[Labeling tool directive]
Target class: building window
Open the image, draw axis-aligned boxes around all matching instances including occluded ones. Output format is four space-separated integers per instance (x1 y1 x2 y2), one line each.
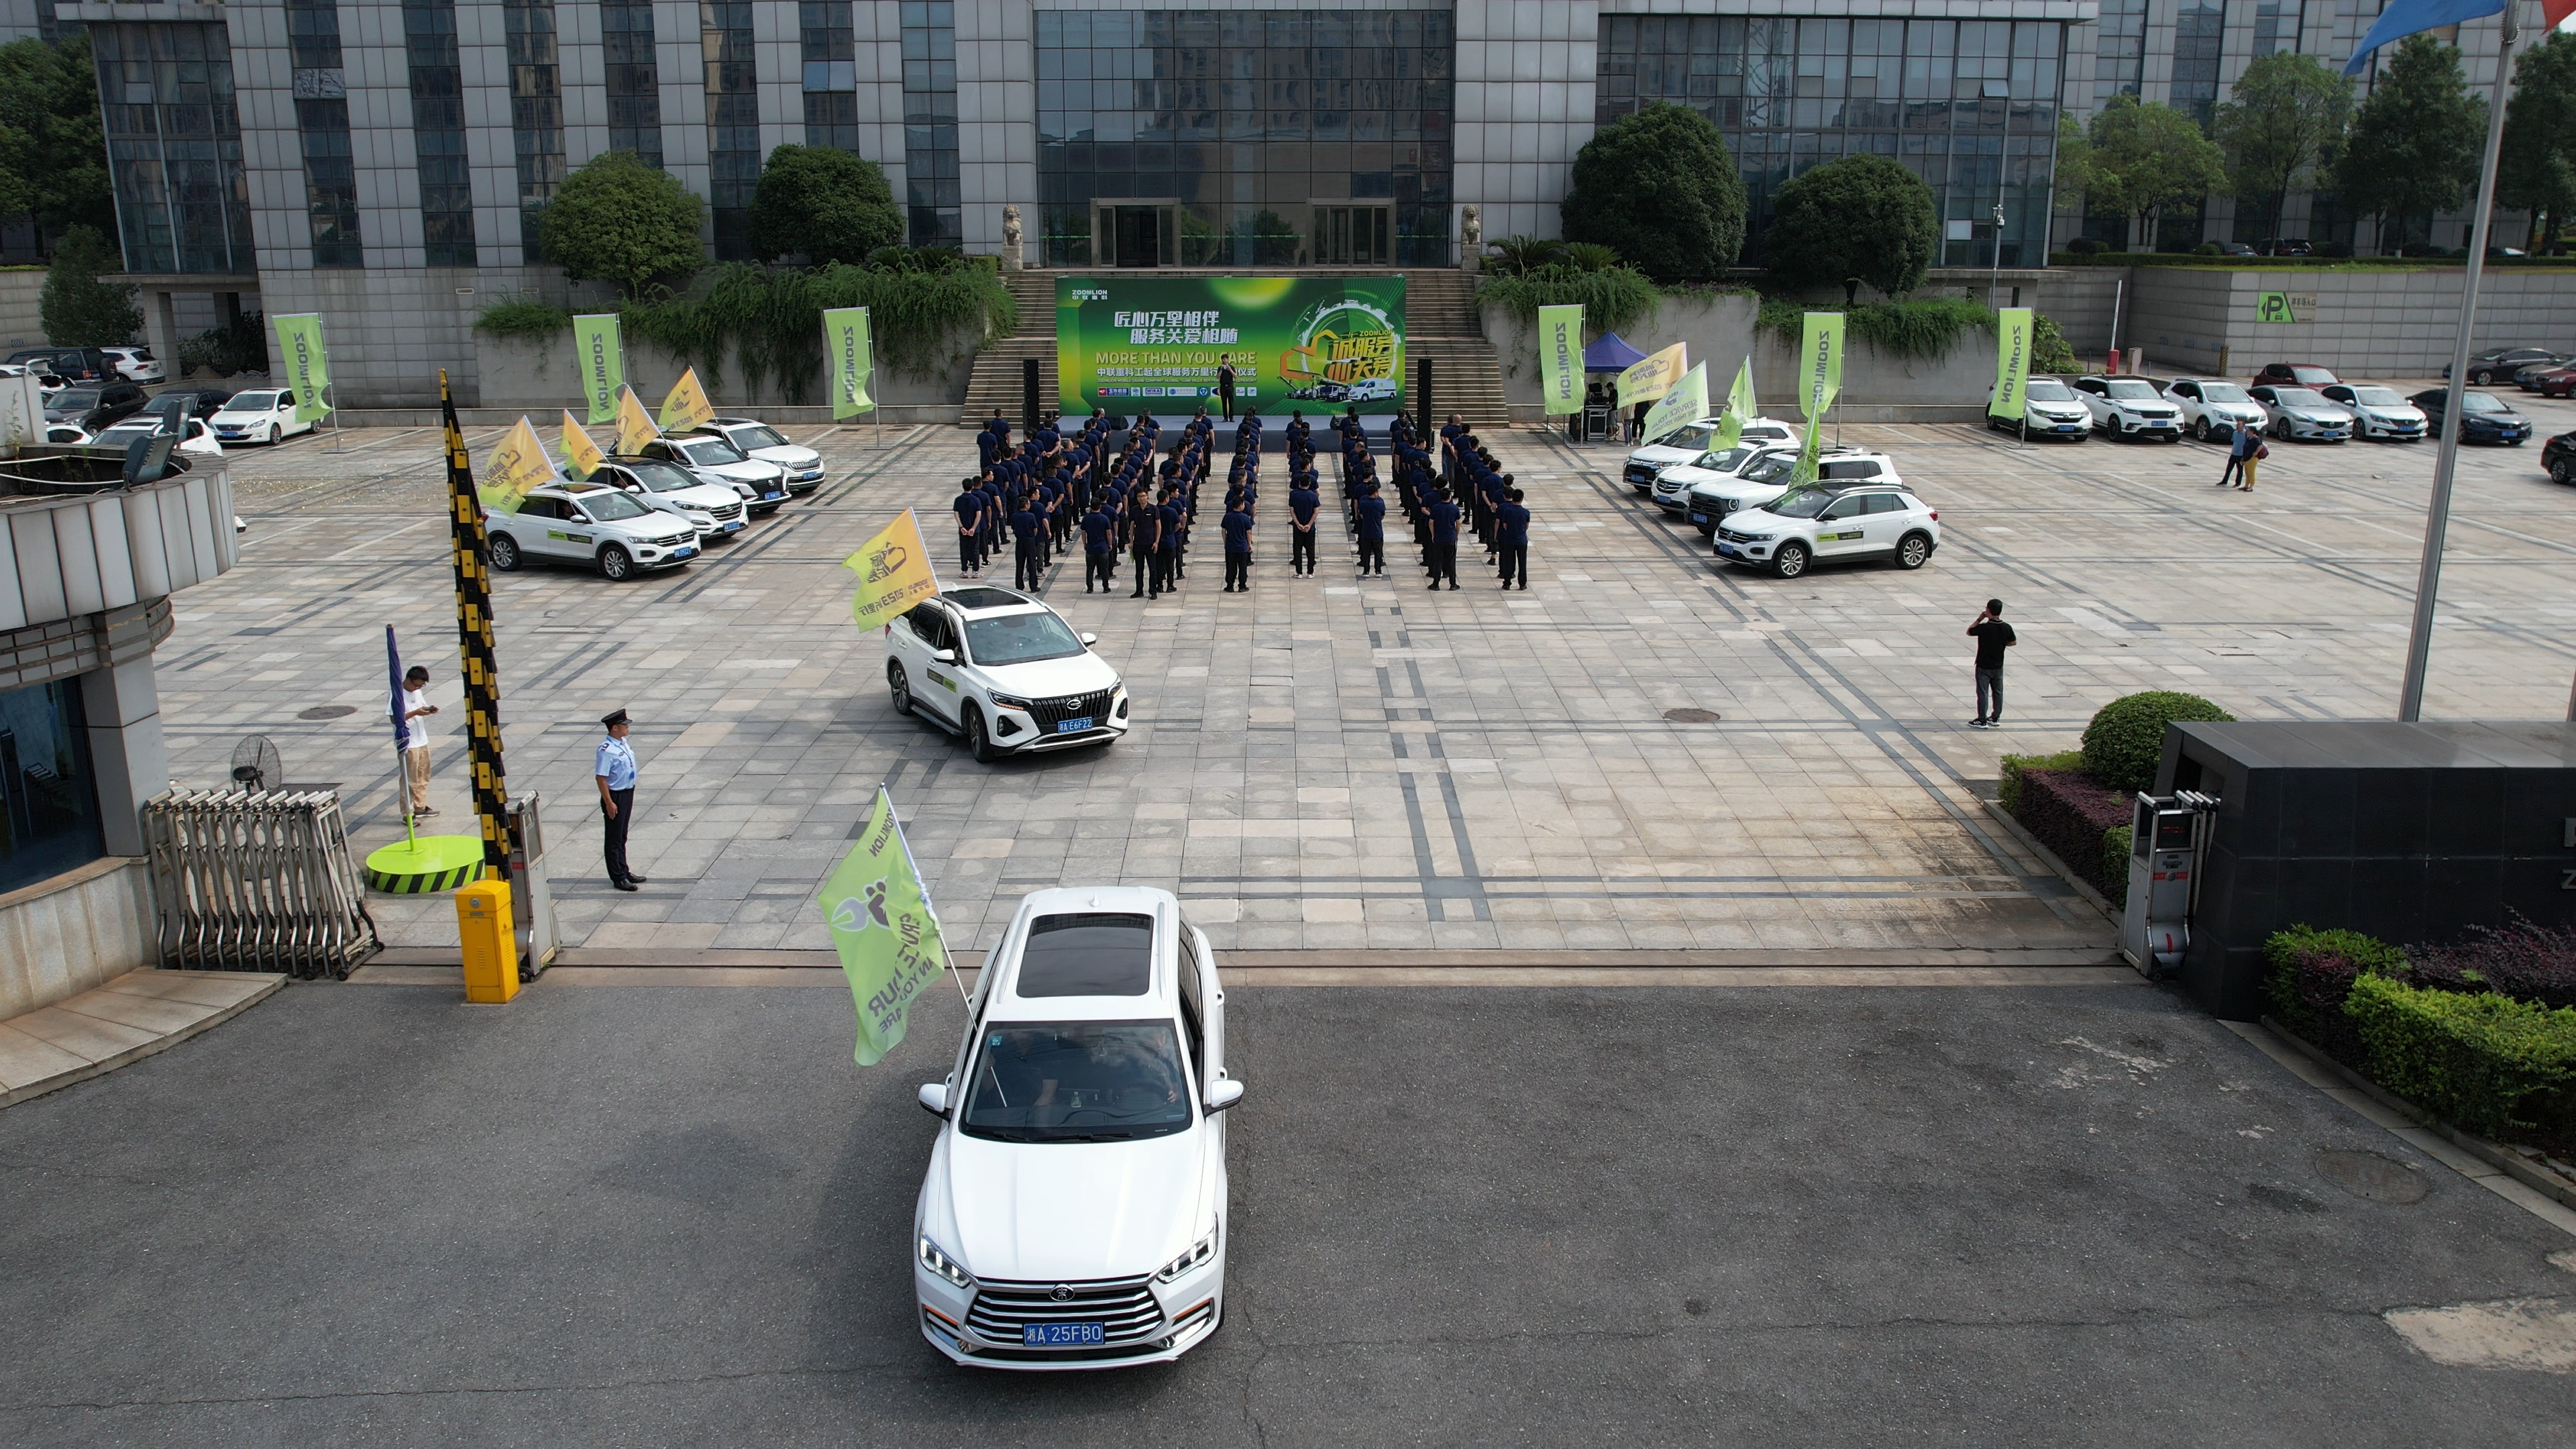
802 0 860 152
0 680 105 898
2171 0 2226 125
902 1 960 248
505 0 566 254
704 0 759 258
1597 15 2061 268
87 20 255 276
603 0 663 166
2254 0 2305 56
405 0 476 266
1033 10 1456 266
2092 0 2147 108
283 0 361 266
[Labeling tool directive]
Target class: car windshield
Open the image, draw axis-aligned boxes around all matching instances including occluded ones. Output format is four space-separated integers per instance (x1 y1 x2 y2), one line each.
574 491 652 521
1694 445 1758 472
964 610 1087 665
2198 381 2251 402
1742 455 1796 484
961 1020 1193 1142
2270 387 2328 407
2462 392 2510 413
2350 386 2405 406
2025 378 2075 401
1660 423 1718 450
2291 368 2336 385
625 460 702 492
676 439 745 465
729 424 788 448
2103 380 2159 400
1766 489 1836 520
227 392 278 411
53 389 99 408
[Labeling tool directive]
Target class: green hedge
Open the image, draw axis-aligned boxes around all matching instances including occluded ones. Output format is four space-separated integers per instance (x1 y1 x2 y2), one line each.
1754 294 1993 360
2346 973 2576 1140
2100 826 2133 911
2265 924 2410 1061
2080 691 2233 794
1475 263 1664 335
474 301 574 339
1998 749 2082 814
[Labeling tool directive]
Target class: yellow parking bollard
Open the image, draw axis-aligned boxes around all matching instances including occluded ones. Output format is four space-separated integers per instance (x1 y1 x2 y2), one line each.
455 877 520 1003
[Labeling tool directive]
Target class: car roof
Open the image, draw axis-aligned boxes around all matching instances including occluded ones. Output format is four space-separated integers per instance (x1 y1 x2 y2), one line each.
938 584 1048 615
985 886 1187 1021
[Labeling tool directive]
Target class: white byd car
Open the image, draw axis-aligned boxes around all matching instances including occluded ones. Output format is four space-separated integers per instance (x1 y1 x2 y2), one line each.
697 417 825 496
207 388 317 445
2157 378 2268 443
914 887 1237 1370
1986 376 2094 440
1623 416 1795 492
2072 376 2183 441
885 586 1129 761
1714 480 1940 578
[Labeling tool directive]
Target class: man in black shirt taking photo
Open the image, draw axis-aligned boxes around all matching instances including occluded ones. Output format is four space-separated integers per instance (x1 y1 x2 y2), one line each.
1967 599 2016 729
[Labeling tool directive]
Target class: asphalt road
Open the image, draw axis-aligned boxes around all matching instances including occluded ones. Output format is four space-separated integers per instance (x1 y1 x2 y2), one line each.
0 977 2567 1445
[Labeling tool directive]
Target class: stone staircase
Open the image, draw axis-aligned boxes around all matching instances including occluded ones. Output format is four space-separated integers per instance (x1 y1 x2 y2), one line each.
957 268 1510 429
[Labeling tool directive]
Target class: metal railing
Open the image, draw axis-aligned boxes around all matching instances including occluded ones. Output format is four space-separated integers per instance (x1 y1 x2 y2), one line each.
142 789 380 977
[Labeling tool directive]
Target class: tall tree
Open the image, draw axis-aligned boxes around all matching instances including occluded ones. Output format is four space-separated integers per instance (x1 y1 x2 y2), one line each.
2501 30 2576 254
2335 34 2484 254
2211 52 2355 241
539 150 707 298
2059 95 2228 248
40 224 141 345
1559 102 1746 282
1760 154 1939 303
748 144 904 265
0 36 117 246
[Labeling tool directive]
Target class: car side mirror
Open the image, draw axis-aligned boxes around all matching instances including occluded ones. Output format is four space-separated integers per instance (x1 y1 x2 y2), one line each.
932 649 957 665
917 1083 949 1118
1205 1078 1245 1113
1079 632 1097 647
626 485 643 493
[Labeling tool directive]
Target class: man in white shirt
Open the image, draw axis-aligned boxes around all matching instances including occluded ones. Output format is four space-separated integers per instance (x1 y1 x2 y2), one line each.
398 665 439 818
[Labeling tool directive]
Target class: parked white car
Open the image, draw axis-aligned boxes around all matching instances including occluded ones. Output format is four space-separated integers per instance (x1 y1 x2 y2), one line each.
1678 445 1900 538
2072 376 2184 441
484 481 701 580
207 388 318 445
594 455 745 540
1622 416 1796 492
698 417 825 496
2319 383 2428 442
1656 441 1799 516
2249 384 2355 443
1713 480 1941 578
636 433 792 516
885 585 1128 761
101 345 164 384
2157 377 2269 443
1986 375 2094 440
92 415 223 459
914 886 1236 1370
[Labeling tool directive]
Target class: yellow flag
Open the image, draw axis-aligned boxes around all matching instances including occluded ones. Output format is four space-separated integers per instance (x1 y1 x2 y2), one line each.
659 367 715 433
843 508 941 630
560 411 605 479
613 385 659 454
478 415 555 514
1616 342 1688 408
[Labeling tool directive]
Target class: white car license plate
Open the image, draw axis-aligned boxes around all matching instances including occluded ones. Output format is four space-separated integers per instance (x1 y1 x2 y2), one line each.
723 519 745 531
2149 420 2174 428
1717 543 1744 559
1056 716 1091 734
673 546 696 559
762 490 784 500
2055 424 2079 432
1023 1322 1104 1346
1687 511 1709 525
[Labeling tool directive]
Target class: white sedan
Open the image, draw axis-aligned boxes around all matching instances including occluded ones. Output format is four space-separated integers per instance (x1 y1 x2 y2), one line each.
885 585 1128 761
208 388 318 445
2249 384 2355 443
914 886 1236 1371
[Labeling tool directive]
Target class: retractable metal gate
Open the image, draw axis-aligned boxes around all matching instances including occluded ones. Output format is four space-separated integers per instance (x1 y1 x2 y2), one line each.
2118 790 2220 978
142 789 381 977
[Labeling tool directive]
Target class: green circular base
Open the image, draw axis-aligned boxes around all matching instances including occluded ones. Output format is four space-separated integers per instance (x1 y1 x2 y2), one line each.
366 835 494 894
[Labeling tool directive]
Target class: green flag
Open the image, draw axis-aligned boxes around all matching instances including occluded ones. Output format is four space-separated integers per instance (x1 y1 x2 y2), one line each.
1639 360 1709 443
824 307 875 419
822 787 951 1066
1990 307 2033 421
573 314 623 425
271 314 331 423
1715 358 1756 449
1797 312 1845 422
1787 413 1827 488
1536 305 1584 415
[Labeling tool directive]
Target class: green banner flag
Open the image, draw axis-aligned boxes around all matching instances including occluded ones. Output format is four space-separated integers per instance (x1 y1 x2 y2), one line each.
1787 413 1827 488
1537 305 1584 415
824 307 874 419
1055 275 1406 417
1640 361 1709 443
1990 308 2033 421
272 314 331 423
822 787 951 1067
573 314 623 425
1797 313 1844 421
1715 358 1756 450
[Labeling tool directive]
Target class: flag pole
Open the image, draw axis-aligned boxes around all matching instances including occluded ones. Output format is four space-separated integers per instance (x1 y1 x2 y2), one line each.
2398 3 2519 721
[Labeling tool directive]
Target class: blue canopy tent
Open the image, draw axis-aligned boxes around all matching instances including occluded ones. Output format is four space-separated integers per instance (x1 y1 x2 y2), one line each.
1582 332 1648 372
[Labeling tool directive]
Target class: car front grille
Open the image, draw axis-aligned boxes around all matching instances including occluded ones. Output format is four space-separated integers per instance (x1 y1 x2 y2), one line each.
1623 464 1658 485
967 1275 1164 1346
705 502 743 522
1028 688 1116 733
1717 527 1764 544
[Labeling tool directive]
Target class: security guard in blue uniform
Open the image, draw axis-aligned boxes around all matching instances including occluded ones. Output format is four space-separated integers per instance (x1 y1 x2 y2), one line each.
595 709 645 890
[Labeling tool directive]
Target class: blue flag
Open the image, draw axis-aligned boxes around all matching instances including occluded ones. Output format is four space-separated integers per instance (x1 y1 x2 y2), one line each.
2345 0 2505 74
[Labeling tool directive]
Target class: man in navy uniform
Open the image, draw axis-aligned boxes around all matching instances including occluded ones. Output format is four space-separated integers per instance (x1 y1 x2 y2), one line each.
594 709 645 891
1354 478 1387 576
1128 488 1162 598
1287 472 1321 577
1495 485 1531 590
1011 493 1046 591
951 477 986 577
1221 497 1255 591
1080 497 1117 593
1426 486 1461 590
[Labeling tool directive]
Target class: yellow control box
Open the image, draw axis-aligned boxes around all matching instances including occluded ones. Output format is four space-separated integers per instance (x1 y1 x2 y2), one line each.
455 877 520 1003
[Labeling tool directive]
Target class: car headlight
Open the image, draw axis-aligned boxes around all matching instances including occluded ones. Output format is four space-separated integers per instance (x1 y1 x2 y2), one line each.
919 1236 975 1290
987 693 1032 712
1156 1226 1219 1283
1738 531 1779 542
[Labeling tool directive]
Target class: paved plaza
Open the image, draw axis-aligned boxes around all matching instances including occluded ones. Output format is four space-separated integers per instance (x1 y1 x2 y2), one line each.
176 392 2576 958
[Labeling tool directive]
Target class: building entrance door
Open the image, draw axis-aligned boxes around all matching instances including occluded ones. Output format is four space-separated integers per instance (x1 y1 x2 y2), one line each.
1095 201 1177 267
1311 205 1392 266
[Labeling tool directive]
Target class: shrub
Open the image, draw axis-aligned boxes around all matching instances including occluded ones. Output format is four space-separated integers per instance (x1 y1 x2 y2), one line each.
474 301 572 339
541 150 706 299
1476 262 1662 335
2266 924 2410 1062
1560 102 1746 282
2412 915 2576 1010
1760 154 1939 304
38 223 138 346
177 310 266 376
620 258 1016 402
1560 241 1623 272
2033 313 2080 372
2345 972 2576 1140
749 144 903 265
2067 236 2109 255
2193 241 2224 256
2101 825 2134 910
2012 767 2132 900
1485 234 1566 276
1998 749 2083 814
2080 691 2235 794
2316 239 2355 257
1755 295 1993 360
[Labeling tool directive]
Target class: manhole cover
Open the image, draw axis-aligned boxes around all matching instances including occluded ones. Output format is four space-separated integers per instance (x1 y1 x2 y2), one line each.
297 705 358 720
2313 1148 2430 1204
1662 707 1722 723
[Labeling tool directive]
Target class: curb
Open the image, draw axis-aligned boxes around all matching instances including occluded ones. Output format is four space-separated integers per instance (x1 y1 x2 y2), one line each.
1979 797 2119 918
0 972 288 1110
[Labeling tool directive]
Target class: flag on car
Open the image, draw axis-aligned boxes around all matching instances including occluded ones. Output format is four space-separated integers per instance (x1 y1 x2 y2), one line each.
612 385 659 454
1640 361 1709 443
478 415 555 513
843 507 942 630
821 786 951 1067
560 411 605 480
1715 359 1757 449
2344 0 2507 73
659 368 716 433
1615 341 1687 408
1787 413 1827 488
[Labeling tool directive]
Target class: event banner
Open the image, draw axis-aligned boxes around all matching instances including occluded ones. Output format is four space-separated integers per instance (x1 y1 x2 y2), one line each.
1538 305 1584 415
821 786 951 1067
1616 342 1686 408
1797 313 1845 421
478 415 553 513
822 307 874 419
271 314 331 423
560 411 604 479
1640 362 1709 443
573 314 623 424
843 508 939 630
659 368 715 433
613 386 659 454
1716 359 1757 450
1990 308 2033 420
1055 276 1407 417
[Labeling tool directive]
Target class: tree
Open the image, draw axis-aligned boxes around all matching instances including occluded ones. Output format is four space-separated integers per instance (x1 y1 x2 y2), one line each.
2212 52 2355 241
40 224 140 345
0 36 115 246
747 145 904 265
2502 31 2576 254
2058 95 2228 248
539 150 707 298
1759 154 1939 303
1560 102 1746 281
2336 34 2483 253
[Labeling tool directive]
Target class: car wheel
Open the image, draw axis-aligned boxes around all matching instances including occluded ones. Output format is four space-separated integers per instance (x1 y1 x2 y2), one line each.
965 705 1002 763
2553 460 2575 484
598 543 635 581
1772 542 1810 579
1894 532 1933 570
888 660 914 716
2473 369 2496 384
262 424 276 445
489 533 523 572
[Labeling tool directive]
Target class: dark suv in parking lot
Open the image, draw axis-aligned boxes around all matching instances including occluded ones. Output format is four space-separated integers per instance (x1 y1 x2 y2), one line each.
43 380 148 431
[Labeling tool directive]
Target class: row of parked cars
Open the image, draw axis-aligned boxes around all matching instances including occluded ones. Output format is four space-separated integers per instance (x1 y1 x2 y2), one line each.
1989 363 2536 447
1625 420 1943 579
483 419 828 581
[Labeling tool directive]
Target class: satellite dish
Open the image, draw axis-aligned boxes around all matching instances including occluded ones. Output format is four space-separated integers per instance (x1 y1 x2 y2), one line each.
229 735 284 793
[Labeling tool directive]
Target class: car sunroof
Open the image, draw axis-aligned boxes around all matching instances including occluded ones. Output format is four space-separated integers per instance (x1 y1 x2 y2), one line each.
944 586 1028 610
1013 912 1155 997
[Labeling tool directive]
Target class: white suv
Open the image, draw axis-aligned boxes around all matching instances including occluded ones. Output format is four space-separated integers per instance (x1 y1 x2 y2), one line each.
1623 415 1794 492
101 346 164 384
1713 482 1940 578
2073 376 2184 441
885 586 1129 761
484 482 701 580
1680 447 1900 538
594 455 744 541
914 887 1236 1370
696 417 826 496
637 433 792 515
1985 375 2094 440
2158 377 2269 443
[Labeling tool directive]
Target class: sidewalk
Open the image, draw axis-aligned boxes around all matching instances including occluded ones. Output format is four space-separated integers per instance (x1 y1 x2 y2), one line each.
0 970 286 1108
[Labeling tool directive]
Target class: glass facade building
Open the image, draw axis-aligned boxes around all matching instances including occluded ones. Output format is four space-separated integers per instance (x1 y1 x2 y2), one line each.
802 0 860 153
282 0 360 266
1595 15 2063 267
602 0 663 166
404 0 476 266
505 0 565 252
901 0 961 248
89 20 254 275
0 680 105 900
704 0 760 256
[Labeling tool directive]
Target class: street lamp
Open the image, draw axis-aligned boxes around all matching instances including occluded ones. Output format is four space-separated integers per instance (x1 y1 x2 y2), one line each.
1989 201 2006 311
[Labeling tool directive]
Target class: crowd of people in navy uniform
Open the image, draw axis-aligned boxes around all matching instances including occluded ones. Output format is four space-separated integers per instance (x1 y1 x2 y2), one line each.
947 404 1532 599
